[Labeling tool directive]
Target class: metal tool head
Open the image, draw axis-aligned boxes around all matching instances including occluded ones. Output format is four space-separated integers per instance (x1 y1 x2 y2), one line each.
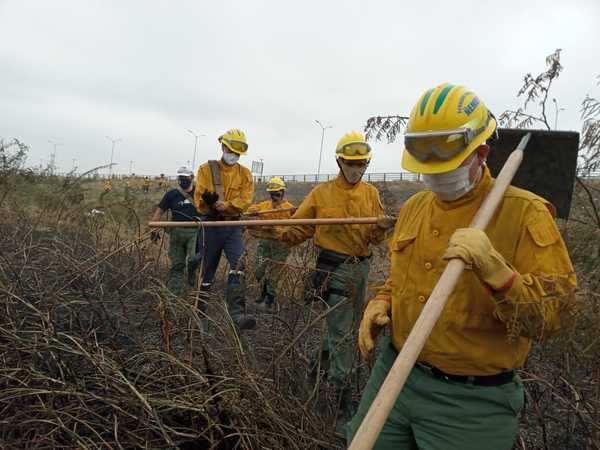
487 128 580 219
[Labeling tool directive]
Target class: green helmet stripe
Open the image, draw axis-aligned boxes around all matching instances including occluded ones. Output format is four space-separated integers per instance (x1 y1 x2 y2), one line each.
419 89 434 116
433 84 455 114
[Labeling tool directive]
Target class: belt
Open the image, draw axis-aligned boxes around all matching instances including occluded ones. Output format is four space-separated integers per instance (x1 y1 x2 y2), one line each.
417 362 514 387
319 249 371 265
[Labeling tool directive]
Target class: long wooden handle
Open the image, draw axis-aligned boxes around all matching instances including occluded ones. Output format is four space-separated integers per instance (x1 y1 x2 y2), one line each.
349 133 531 450
149 217 380 228
242 207 297 217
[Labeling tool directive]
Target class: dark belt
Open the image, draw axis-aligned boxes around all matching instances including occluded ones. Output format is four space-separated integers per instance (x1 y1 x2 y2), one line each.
319 249 371 265
417 362 514 387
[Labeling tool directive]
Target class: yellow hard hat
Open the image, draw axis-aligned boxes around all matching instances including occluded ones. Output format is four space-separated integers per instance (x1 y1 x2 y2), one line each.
218 128 248 155
402 83 497 174
335 131 372 161
266 177 286 192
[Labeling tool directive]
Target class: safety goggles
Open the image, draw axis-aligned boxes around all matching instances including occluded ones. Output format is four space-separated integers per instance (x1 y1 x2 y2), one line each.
267 182 284 191
223 139 248 153
404 115 491 162
336 142 372 158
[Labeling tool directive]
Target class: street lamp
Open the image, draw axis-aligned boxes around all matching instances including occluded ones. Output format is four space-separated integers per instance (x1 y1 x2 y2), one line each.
105 136 121 178
552 98 565 130
187 129 206 170
48 139 62 174
315 120 332 178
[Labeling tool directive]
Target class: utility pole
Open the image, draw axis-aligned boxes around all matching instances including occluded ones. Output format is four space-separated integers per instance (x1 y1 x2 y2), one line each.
72 158 77 171
48 139 62 175
129 160 134 174
552 98 565 130
105 136 121 178
315 120 332 179
187 129 206 170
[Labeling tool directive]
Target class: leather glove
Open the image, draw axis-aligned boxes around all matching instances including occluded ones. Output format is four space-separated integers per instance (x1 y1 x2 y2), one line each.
201 190 219 207
150 230 162 243
358 295 391 363
443 228 515 291
376 215 396 230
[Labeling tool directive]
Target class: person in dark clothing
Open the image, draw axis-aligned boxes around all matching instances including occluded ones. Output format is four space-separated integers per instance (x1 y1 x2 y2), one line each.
151 166 199 296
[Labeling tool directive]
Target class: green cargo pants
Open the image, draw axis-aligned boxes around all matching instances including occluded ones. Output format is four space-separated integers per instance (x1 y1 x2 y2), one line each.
311 257 370 388
167 228 198 296
347 338 525 450
255 239 290 300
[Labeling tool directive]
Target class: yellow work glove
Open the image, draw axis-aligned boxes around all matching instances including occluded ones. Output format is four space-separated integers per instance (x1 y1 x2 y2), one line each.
358 295 391 363
376 215 397 230
443 228 516 291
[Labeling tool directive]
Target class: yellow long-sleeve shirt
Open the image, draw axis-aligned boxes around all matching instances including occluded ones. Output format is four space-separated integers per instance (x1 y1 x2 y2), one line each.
194 160 254 216
379 166 577 375
279 175 386 257
247 199 295 220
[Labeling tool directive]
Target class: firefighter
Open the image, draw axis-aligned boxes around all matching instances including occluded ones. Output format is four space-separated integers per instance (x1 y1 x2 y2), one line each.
150 166 199 296
247 177 295 309
194 128 256 330
142 176 150 193
349 83 577 449
251 131 395 426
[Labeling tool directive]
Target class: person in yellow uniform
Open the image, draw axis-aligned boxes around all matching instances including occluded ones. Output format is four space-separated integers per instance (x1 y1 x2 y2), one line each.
247 177 296 309
194 128 256 330
254 131 395 426
349 83 577 449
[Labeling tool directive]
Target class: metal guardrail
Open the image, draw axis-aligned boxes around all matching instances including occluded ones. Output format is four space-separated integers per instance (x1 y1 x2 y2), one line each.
48 170 600 183
253 172 423 183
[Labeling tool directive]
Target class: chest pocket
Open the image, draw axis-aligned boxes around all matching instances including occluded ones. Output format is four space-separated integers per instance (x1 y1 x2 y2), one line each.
390 232 417 294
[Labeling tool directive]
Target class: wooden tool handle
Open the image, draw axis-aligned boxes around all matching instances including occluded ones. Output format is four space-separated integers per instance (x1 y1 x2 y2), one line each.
348 133 530 450
149 217 382 228
242 207 297 217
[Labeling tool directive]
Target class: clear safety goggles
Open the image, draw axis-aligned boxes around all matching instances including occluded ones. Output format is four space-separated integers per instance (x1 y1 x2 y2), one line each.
223 139 248 153
404 115 492 162
336 142 372 158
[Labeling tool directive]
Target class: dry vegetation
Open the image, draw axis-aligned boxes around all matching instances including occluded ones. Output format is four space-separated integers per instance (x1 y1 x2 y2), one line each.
0 164 598 449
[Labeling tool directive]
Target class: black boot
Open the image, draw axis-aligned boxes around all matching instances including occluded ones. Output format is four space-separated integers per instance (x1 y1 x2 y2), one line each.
264 293 275 308
226 272 256 330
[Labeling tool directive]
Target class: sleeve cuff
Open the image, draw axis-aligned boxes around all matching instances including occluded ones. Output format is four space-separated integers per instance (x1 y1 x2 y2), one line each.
369 294 391 304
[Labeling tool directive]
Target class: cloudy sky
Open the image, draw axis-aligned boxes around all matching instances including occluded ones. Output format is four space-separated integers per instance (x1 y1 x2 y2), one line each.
1 0 599 177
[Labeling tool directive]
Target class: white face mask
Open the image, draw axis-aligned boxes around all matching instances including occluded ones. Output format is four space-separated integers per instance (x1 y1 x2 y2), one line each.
338 159 368 184
222 151 240 166
423 154 481 202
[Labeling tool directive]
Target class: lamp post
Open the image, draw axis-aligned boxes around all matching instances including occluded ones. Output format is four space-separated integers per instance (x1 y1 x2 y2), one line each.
187 129 206 170
552 98 565 130
105 136 121 178
315 120 332 179
48 139 62 174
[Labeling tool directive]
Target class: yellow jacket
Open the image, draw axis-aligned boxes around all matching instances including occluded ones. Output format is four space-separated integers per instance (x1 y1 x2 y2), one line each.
379 166 577 375
247 199 295 220
194 160 254 216
279 175 386 257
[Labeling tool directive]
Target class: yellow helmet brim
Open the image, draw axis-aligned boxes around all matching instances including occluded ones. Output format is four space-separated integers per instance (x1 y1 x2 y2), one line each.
401 116 496 174
266 186 285 192
337 154 372 161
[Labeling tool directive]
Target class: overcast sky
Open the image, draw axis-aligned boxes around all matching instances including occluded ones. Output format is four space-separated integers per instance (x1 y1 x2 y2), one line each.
1 0 599 177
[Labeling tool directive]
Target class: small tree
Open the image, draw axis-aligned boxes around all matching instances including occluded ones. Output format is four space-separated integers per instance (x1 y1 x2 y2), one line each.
498 49 563 130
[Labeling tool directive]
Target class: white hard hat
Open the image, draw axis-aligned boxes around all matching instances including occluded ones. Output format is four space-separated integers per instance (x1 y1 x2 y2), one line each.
176 166 194 177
